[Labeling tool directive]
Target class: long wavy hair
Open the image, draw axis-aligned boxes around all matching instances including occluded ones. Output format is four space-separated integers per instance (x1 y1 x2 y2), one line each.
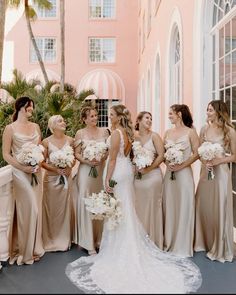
208 100 234 150
12 96 35 122
111 104 134 143
170 104 193 128
135 111 152 131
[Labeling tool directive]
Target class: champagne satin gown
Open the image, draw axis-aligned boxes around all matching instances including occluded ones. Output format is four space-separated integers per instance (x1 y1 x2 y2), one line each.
42 141 72 252
72 134 106 252
134 135 164 249
9 127 45 265
194 128 234 262
163 133 195 257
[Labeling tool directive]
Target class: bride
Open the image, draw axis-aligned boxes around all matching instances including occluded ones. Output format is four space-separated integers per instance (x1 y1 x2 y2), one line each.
66 104 202 294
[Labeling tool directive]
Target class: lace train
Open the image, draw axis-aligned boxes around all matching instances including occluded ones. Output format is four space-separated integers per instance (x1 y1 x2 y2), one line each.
66 130 202 293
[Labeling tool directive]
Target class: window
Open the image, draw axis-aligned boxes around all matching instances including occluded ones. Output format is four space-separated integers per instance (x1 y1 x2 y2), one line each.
154 0 161 15
89 0 115 19
30 37 56 63
146 70 151 112
174 31 181 103
147 0 151 36
86 99 119 127
154 54 161 132
89 38 116 63
34 0 57 18
142 13 145 52
211 0 236 215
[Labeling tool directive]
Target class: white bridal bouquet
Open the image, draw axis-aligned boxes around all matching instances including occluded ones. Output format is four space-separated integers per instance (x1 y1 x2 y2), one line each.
164 142 184 180
16 142 45 186
49 145 75 188
84 180 122 230
198 141 224 180
83 140 108 178
132 141 155 179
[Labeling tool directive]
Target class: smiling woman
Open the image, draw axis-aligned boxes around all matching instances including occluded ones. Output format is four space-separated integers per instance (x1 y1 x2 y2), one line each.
2 96 45 265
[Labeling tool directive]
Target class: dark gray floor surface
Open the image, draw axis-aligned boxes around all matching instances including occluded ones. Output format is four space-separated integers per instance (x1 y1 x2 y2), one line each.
0 244 236 294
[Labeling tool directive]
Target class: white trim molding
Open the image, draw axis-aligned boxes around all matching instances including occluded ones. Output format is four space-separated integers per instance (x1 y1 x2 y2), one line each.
152 45 161 133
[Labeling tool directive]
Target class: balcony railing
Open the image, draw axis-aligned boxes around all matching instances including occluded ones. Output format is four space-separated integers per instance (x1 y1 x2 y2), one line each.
0 165 13 270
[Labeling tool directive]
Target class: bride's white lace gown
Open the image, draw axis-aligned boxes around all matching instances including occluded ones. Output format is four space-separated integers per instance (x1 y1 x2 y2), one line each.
66 130 202 294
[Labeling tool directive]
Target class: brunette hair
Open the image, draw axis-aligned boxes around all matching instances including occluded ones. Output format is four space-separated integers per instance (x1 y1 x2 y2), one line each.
12 96 35 122
170 104 193 128
135 111 152 130
80 106 98 124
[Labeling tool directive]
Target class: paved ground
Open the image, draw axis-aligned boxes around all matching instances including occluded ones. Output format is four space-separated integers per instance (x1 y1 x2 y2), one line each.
0 245 236 294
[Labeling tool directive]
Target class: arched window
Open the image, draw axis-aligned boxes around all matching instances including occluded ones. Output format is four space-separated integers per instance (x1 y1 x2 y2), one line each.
153 53 161 132
169 25 182 105
146 69 151 112
210 0 236 218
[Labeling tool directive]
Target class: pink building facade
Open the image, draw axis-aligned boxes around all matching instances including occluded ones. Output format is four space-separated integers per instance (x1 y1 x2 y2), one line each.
3 0 236 211
3 0 138 119
137 0 236 222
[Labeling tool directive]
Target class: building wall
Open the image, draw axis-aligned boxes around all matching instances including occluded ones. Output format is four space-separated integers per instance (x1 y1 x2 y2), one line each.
4 0 138 116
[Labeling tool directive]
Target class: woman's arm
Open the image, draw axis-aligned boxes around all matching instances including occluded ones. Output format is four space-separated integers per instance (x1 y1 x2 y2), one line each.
210 128 236 166
138 133 164 174
169 128 200 172
105 130 120 192
2 125 34 173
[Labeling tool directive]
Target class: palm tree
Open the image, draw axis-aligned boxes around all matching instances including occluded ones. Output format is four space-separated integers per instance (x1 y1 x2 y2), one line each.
8 0 52 84
0 0 7 87
60 0 65 92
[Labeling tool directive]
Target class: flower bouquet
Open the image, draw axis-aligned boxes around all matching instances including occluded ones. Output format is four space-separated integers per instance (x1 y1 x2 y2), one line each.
16 142 45 186
83 141 108 178
49 145 75 188
164 142 184 180
132 141 155 179
198 141 224 180
84 180 122 230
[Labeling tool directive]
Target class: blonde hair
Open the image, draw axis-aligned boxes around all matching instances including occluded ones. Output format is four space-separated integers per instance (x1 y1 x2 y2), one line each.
111 104 134 142
48 115 63 133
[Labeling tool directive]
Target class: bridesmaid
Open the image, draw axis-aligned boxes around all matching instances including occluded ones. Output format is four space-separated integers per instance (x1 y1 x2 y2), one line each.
133 111 164 249
194 100 236 262
41 115 75 252
2 96 45 265
72 105 109 255
162 104 200 257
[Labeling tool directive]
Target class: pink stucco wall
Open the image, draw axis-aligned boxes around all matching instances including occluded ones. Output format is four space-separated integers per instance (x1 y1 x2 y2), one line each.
5 0 138 116
138 0 195 135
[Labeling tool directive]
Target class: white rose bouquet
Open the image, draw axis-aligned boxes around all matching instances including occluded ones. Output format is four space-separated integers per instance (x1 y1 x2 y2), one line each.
16 142 45 186
132 141 155 179
83 140 108 178
84 180 122 230
164 142 184 180
198 141 224 180
49 145 75 188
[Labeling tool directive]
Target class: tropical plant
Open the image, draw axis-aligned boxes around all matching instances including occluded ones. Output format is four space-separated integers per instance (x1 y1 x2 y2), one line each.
0 70 96 167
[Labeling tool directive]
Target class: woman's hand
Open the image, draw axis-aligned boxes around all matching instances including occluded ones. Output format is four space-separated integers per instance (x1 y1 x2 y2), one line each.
168 163 184 172
22 165 39 174
105 179 113 194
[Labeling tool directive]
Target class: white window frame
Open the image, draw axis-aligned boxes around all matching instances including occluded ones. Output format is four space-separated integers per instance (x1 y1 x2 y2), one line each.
152 51 161 132
30 37 57 64
210 4 236 197
154 0 161 16
89 0 116 19
89 37 116 63
33 0 58 19
147 0 152 37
